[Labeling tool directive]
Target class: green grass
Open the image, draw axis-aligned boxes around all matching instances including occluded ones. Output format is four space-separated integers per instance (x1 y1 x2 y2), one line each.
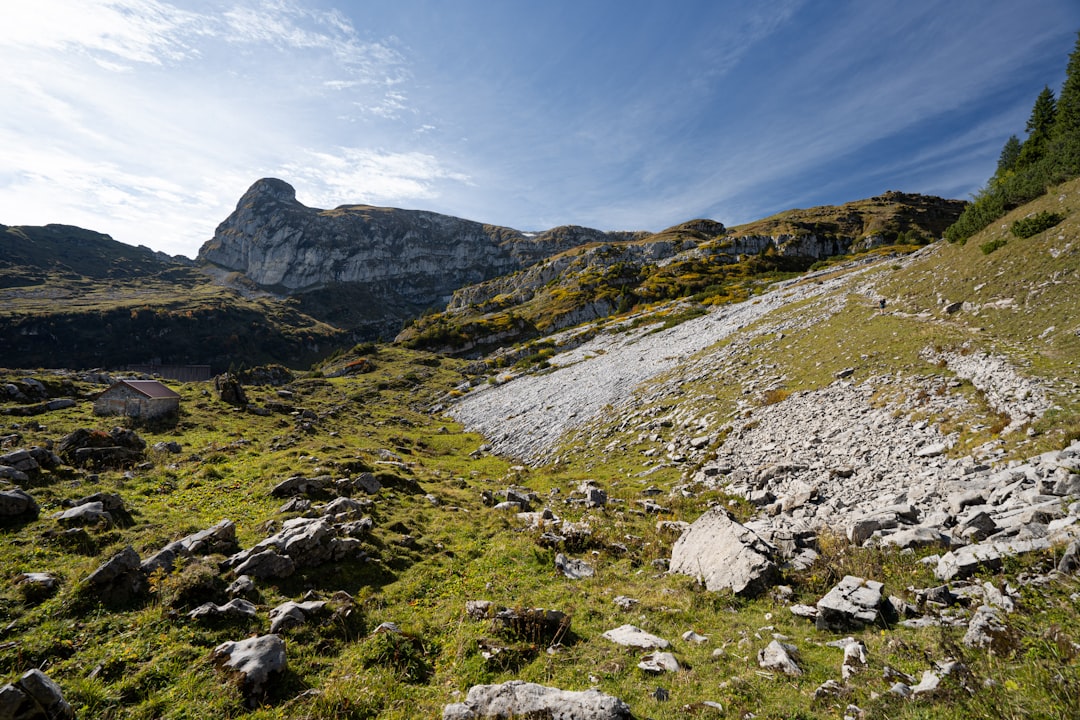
1 183 1079 719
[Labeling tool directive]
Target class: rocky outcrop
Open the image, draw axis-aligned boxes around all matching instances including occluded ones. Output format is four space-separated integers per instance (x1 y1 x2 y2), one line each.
442 681 632 720
200 179 607 305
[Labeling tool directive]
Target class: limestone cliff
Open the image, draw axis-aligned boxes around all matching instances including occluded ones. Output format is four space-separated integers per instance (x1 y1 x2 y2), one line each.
199 178 530 302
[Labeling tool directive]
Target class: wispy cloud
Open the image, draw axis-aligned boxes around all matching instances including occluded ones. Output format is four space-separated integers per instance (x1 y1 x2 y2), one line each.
0 0 439 255
281 148 470 209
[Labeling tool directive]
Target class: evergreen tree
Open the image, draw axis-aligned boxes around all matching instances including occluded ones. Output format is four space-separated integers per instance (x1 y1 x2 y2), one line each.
1051 31 1080 173
994 134 1022 178
1017 86 1057 167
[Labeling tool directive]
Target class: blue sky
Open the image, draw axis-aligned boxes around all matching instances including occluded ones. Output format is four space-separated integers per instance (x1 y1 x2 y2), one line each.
1 1 1078 258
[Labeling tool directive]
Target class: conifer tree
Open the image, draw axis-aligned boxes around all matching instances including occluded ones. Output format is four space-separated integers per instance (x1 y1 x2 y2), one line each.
994 134 1021 178
1052 31 1080 172
1017 86 1057 167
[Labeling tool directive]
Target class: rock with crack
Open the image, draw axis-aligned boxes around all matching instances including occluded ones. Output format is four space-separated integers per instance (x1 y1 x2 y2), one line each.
212 634 287 709
269 599 328 633
758 640 802 676
188 598 258 623
0 669 74 720
935 538 1050 581
669 507 779 597
441 680 632 720
601 624 671 649
815 576 896 632
962 605 1010 651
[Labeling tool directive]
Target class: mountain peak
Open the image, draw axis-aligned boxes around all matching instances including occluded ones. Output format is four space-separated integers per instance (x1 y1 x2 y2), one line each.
242 177 299 205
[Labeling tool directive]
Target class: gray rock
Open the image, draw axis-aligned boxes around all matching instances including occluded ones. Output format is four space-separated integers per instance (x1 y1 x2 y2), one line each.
227 574 257 599
83 545 147 604
669 507 779 597
52 501 112 527
880 526 952 550
0 487 38 518
963 605 1010 651
141 547 177 575
601 624 670 649
231 548 296 579
554 553 594 580
638 651 681 673
155 519 239 562
442 680 632 720
270 475 328 498
188 598 258 622
758 640 802 676
935 539 1050 581
0 669 74 720
269 600 327 633
212 634 287 708
816 575 895 632
353 472 382 495
320 496 368 520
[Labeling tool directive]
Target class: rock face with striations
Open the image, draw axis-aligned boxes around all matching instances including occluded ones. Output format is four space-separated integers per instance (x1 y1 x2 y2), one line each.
199 178 587 307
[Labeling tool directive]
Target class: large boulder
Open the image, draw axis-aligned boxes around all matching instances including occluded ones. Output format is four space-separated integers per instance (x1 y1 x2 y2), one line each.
669 507 779 597
815 575 896 632
212 634 287 708
0 487 38 520
0 669 74 720
442 681 632 720
56 427 146 469
81 545 147 605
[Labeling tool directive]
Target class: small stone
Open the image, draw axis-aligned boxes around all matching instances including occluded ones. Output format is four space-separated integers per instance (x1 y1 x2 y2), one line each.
758 640 802 676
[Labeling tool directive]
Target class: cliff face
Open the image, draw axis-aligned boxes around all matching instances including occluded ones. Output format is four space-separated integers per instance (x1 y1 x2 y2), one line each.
198 179 528 303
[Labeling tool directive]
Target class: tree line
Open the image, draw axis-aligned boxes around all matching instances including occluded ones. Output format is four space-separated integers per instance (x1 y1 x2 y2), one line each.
946 31 1080 243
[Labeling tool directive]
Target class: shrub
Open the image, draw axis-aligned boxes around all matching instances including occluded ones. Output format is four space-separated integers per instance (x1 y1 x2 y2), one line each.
1011 211 1064 238
980 237 1009 255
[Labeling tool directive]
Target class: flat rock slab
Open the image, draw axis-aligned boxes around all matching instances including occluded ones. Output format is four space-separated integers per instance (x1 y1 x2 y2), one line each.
601 624 670 649
442 680 632 720
935 538 1050 581
554 553 595 580
669 508 778 597
816 575 894 632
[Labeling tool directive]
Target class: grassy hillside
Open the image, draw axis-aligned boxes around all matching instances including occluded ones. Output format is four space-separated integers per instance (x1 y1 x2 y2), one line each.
1 182 1078 719
397 194 964 357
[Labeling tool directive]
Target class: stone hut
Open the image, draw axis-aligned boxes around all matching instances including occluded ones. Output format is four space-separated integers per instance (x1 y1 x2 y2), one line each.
94 380 180 420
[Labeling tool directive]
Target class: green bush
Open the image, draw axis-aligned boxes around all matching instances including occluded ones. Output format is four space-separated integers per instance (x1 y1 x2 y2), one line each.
1011 211 1064 238
980 237 1009 255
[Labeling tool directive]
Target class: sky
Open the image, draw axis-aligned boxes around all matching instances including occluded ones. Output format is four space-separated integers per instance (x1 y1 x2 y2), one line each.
1 1 1079 259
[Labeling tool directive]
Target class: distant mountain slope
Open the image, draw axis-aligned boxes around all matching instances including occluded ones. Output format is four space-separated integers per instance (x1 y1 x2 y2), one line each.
397 192 966 356
1 223 185 287
449 177 1079 465
197 178 639 338
0 223 345 371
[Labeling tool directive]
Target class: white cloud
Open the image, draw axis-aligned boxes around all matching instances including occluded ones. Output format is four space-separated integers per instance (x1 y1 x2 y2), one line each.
280 148 470 209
